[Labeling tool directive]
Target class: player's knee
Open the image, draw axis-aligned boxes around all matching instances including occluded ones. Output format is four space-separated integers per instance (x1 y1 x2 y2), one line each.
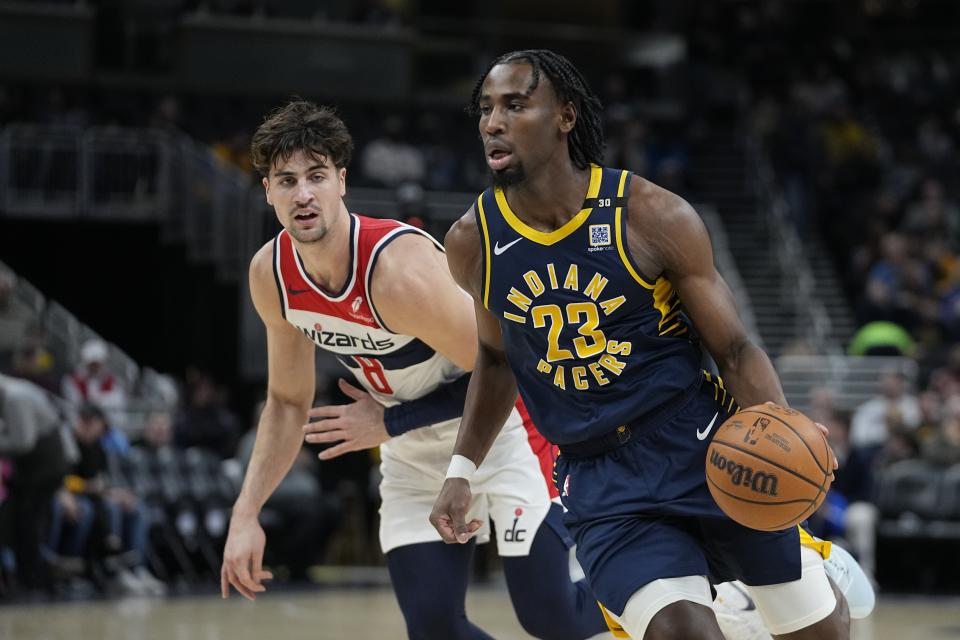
779 581 850 640
643 601 724 640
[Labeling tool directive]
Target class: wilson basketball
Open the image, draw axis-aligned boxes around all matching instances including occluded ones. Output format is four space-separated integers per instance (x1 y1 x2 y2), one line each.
705 404 834 531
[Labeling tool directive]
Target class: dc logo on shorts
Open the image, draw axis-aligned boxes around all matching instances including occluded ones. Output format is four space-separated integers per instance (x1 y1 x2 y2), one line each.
561 474 571 497
589 224 611 247
504 507 527 543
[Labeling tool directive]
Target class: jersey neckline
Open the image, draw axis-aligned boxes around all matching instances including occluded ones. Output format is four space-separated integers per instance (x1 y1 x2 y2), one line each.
291 213 359 301
493 164 603 246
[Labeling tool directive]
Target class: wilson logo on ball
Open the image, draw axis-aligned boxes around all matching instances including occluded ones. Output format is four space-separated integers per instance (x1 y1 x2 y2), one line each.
709 450 779 496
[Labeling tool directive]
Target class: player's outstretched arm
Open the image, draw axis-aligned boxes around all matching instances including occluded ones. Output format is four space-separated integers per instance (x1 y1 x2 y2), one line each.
627 179 786 409
429 210 519 544
222 242 316 600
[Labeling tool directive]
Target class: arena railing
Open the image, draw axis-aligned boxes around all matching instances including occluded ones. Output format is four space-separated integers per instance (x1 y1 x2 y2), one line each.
774 354 918 413
746 134 838 356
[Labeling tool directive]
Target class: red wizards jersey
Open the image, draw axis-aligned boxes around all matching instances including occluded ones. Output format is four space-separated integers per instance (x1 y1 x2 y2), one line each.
272 214 464 406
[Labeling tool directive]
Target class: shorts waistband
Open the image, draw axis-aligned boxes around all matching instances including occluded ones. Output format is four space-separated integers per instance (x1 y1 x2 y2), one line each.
557 375 703 459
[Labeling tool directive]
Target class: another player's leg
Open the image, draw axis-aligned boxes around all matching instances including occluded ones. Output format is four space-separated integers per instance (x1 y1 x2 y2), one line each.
500 503 610 640
741 545 849 640
714 535 873 640
821 543 875 620
385 540 495 640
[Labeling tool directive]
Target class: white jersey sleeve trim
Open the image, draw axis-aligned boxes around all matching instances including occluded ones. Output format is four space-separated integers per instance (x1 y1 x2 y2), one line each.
273 232 290 319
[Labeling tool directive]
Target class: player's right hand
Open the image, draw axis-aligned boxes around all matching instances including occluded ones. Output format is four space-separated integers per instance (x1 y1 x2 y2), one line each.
429 478 483 544
221 513 274 601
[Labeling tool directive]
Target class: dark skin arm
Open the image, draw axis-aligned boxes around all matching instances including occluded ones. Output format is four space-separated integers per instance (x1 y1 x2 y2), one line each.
428 207 520 544
623 176 786 408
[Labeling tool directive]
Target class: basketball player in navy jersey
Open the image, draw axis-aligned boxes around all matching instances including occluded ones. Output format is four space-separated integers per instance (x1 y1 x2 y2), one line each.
431 50 871 640
220 100 610 640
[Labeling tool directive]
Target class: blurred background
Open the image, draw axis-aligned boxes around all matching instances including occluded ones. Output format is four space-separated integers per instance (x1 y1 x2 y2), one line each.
0 0 959 635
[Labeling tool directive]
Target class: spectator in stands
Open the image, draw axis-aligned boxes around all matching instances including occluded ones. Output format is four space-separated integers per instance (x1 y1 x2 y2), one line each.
928 344 960 396
900 178 959 242
55 403 164 596
360 115 425 187
858 233 917 327
851 369 921 447
10 323 57 393
914 389 944 445
174 371 241 458
922 397 960 467
807 385 837 425
136 410 174 450
61 339 128 433
0 373 70 595
825 411 880 583
0 272 30 371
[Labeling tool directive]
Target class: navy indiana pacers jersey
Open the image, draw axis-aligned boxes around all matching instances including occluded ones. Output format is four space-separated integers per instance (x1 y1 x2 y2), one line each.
476 165 703 445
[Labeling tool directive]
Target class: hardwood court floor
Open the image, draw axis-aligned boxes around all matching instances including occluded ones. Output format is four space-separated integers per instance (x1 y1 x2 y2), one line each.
1 588 958 640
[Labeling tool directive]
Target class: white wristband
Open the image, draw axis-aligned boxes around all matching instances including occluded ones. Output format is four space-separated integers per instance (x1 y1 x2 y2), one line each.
445 454 477 481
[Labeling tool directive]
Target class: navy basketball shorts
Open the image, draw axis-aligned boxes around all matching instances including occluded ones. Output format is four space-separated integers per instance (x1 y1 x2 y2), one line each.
554 374 801 616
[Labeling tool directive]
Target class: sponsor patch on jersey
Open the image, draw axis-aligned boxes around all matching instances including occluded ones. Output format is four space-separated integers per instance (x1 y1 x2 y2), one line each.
348 295 375 323
589 224 611 247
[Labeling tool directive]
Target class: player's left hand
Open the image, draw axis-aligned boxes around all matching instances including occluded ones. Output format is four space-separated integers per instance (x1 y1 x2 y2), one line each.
304 379 389 460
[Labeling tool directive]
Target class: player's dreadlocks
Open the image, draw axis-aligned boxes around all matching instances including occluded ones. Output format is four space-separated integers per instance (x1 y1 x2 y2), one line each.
468 49 605 170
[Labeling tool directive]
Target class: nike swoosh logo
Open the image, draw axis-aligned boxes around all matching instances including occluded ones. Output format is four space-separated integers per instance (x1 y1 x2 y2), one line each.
493 237 522 255
696 411 719 441
287 286 310 295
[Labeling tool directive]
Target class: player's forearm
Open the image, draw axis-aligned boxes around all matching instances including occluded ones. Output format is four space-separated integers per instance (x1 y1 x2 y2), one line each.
453 344 517 466
232 396 309 517
716 339 787 408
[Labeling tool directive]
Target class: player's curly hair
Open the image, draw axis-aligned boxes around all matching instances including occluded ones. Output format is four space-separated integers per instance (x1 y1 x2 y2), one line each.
250 100 354 177
468 49 605 170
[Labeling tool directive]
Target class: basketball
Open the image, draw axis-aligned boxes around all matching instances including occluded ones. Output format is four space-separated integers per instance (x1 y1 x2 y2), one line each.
705 404 834 532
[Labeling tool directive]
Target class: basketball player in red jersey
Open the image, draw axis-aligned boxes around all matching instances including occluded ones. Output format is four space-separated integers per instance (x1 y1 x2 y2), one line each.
219 100 608 640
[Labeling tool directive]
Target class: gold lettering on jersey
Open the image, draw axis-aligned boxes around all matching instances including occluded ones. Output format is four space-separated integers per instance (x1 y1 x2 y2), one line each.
563 264 579 290
607 340 632 356
598 354 626 376
553 365 567 390
502 261 634 392
600 295 626 316
583 273 609 301
572 366 589 390
507 287 532 313
524 271 545 297
546 263 559 289
588 362 610 386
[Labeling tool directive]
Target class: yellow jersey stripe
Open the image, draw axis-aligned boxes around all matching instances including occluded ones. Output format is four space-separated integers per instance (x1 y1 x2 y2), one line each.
660 321 682 336
798 526 832 559
493 164 602 245
652 277 677 327
614 170 655 290
476 196 492 308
